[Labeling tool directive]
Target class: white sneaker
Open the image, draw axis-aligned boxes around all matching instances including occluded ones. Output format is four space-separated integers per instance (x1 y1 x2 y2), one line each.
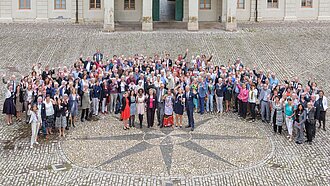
35 142 40 145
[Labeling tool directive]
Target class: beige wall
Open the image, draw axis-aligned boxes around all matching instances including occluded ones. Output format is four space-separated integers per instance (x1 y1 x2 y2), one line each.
114 0 142 22
236 0 251 20
12 0 37 20
47 0 72 19
198 0 218 21
1 0 330 23
262 0 285 20
83 0 103 22
296 0 319 19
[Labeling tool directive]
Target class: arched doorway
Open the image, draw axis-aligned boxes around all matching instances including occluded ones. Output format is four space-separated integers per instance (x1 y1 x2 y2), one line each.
152 0 183 21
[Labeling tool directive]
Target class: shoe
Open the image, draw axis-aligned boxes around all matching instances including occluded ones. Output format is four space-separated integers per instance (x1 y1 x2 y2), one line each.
191 128 194 131
289 138 292 142
30 145 33 149
308 142 312 145
185 125 191 128
81 118 85 122
295 141 302 144
323 128 326 131
35 142 39 145
286 135 290 139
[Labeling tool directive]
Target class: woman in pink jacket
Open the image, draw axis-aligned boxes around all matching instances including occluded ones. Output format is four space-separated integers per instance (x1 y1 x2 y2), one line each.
237 80 249 119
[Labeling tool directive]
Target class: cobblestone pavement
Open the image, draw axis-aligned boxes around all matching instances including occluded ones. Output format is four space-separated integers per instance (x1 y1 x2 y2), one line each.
0 22 330 185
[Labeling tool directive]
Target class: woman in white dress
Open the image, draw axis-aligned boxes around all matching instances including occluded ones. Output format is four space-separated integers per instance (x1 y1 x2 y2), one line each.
136 88 145 128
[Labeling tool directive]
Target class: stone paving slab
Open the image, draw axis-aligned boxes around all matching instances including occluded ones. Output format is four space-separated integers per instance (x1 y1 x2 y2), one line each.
0 21 330 185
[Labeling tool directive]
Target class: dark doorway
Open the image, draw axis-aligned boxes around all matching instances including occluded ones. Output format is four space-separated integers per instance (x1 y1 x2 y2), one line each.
160 0 175 21
153 0 183 22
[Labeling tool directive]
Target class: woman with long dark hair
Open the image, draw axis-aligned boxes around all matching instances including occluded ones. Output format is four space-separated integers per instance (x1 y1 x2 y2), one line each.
121 91 130 130
136 88 146 128
294 104 306 144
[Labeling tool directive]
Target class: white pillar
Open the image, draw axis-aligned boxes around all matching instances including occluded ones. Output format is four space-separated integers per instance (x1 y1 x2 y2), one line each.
225 0 237 31
142 0 153 31
284 0 297 21
318 0 330 20
188 0 198 31
104 0 115 31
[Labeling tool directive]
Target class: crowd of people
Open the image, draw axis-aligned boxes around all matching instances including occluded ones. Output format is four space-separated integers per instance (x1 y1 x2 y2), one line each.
1 49 328 148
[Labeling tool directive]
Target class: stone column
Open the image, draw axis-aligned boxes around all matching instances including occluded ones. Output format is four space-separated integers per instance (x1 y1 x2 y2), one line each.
225 0 237 31
104 0 115 31
284 0 297 21
187 0 198 31
142 0 153 31
318 0 330 20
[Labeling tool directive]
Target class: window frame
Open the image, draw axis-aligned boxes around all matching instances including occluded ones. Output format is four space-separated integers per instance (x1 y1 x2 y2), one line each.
90 0 101 9
301 0 312 8
19 0 31 10
237 0 245 9
55 0 66 10
124 0 135 10
267 0 279 9
199 0 211 10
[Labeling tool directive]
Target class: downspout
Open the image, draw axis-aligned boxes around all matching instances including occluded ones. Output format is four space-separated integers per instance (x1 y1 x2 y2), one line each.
75 0 79 23
255 0 258 22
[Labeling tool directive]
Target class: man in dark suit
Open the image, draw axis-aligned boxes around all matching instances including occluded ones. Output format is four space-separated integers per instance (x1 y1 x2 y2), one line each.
184 85 196 131
157 83 167 128
80 55 94 73
93 50 103 63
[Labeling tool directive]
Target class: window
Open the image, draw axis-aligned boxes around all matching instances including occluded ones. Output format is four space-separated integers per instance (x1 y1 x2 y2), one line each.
19 0 31 9
301 0 312 8
55 0 66 9
199 0 211 10
90 0 101 9
267 0 278 8
237 0 244 9
124 0 135 10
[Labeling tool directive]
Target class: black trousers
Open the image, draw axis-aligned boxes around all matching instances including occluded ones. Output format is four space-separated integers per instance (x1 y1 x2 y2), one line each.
273 124 282 134
249 102 256 119
147 108 156 127
234 93 239 111
306 120 315 142
241 101 248 119
238 99 243 116
318 111 326 129
138 114 143 128
81 108 89 120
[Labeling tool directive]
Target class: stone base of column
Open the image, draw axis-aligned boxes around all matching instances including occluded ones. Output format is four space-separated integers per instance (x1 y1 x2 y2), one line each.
318 16 330 20
0 18 13 23
142 22 153 31
104 23 115 32
187 22 198 31
225 22 237 31
284 16 297 21
36 18 49 23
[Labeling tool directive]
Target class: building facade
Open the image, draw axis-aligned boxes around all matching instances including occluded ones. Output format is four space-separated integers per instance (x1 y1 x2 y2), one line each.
0 0 330 31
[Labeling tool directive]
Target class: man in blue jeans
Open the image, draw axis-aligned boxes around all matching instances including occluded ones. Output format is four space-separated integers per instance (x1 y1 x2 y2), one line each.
198 77 207 115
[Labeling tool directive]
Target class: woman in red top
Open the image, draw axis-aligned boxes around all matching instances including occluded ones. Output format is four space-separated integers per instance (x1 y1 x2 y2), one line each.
121 92 130 130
